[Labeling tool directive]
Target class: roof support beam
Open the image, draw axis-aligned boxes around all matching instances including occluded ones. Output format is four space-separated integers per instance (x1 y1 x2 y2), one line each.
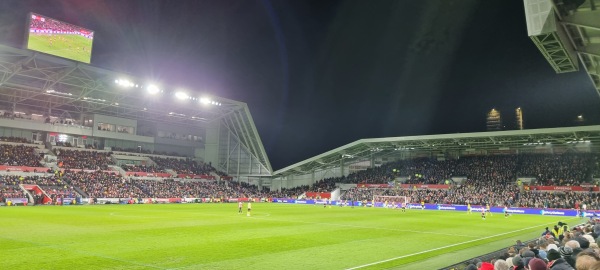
562 11 600 30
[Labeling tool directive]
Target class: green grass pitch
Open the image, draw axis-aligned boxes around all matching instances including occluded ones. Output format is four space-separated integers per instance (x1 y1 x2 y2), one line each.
1 204 574 270
27 34 93 63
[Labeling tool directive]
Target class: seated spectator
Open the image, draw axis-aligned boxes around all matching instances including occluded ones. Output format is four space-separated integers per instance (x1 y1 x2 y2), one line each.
55 149 114 170
0 144 42 167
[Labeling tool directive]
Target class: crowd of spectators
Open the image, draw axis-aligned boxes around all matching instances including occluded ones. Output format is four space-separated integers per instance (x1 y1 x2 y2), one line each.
0 186 25 201
0 174 81 204
337 154 596 209
1 152 598 205
132 179 261 198
30 15 87 34
0 175 62 186
121 164 166 173
0 136 32 144
518 153 592 186
0 144 42 167
339 183 600 210
63 171 143 198
55 149 114 170
316 153 593 190
110 147 185 157
58 171 276 199
458 220 600 270
301 178 335 193
135 179 191 198
151 157 215 175
517 191 600 209
592 155 600 180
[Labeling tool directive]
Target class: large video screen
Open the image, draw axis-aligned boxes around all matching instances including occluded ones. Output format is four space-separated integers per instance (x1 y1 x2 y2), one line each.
26 13 94 64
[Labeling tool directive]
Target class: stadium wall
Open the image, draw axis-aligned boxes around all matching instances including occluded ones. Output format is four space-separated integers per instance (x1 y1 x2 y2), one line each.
154 143 195 157
93 114 137 130
156 123 204 143
204 121 220 168
0 118 92 136
92 129 153 143
0 126 35 141
104 139 155 152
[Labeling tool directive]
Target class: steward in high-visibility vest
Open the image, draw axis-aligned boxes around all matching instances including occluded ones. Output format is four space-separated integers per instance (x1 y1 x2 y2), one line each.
551 225 560 237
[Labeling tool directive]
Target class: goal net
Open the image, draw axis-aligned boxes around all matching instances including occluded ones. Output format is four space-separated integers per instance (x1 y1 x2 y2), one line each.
373 195 410 208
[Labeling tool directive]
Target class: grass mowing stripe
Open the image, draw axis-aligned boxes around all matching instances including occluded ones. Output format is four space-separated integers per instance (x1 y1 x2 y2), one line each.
248 215 479 238
0 235 167 269
0 204 573 269
345 217 579 270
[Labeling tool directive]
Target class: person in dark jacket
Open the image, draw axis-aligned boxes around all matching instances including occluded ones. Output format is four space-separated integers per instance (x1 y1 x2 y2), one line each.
547 257 574 270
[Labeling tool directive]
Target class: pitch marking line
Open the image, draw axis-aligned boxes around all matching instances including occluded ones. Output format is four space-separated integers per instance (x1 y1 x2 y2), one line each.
345 217 578 270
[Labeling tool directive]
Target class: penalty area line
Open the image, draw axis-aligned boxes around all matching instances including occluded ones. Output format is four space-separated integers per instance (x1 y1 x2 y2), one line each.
345 217 578 270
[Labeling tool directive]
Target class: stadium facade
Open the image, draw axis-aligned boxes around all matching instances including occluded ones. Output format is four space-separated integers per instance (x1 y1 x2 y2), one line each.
1 41 599 192
0 44 272 180
1 0 599 193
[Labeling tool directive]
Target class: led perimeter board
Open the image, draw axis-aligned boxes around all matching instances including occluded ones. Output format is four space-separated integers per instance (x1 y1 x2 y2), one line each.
26 13 94 64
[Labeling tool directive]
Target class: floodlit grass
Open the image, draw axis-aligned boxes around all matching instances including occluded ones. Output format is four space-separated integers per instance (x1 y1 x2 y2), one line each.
1 204 573 270
27 33 93 63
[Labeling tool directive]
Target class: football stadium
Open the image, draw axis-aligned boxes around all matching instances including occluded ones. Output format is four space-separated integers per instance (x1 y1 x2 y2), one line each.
1 1 600 270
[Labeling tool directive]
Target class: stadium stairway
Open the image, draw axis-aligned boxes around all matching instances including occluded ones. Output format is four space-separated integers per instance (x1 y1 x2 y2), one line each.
108 165 126 176
330 188 341 201
59 176 89 197
71 186 88 198
166 169 177 178
210 171 221 181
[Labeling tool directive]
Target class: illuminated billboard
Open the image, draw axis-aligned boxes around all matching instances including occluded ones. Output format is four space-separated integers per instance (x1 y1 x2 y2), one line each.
26 13 94 64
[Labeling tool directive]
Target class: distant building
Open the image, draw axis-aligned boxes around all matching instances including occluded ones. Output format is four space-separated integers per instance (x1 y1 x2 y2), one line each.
486 109 502 131
516 107 524 130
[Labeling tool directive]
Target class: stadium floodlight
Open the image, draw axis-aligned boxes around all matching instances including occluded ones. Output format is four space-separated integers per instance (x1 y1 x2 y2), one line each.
116 79 135 88
175 91 189 100
147 84 160 95
46 89 72 96
200 97 210 104
199 97 222 106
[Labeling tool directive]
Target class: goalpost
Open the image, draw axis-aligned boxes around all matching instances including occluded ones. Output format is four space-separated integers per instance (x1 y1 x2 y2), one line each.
372 195 410 208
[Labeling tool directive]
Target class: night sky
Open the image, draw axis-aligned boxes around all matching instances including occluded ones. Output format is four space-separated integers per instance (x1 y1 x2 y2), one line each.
0 0 598 170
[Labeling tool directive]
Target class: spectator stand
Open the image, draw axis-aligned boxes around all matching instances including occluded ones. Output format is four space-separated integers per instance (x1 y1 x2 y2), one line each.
151 156 219 180
113 153 174 178
439 238 541 270
53 147 114 170
111 150 188 160
0 143 46 172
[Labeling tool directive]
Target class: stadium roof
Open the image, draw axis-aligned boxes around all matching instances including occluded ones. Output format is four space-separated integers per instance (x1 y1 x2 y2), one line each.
273 125 600 177
0 44 272 173
526 0 600 94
